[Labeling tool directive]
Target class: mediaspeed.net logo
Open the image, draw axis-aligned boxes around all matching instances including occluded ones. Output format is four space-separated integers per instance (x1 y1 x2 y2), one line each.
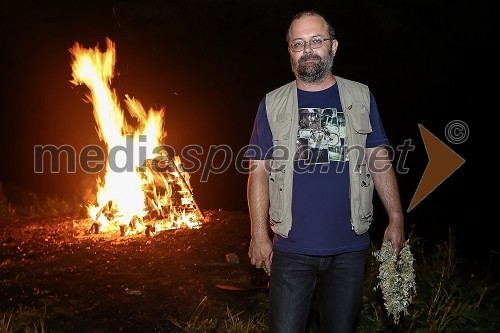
31 120 468 211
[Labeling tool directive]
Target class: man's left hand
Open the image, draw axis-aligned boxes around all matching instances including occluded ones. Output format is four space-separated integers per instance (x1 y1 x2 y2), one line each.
383 221 405 255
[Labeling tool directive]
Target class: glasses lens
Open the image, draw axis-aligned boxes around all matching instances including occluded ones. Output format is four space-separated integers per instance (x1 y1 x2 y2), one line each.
291 40 304 52
310 38 323 49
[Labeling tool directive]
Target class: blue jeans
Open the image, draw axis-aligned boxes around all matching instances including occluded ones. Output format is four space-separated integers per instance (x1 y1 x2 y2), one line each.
269 249 368 333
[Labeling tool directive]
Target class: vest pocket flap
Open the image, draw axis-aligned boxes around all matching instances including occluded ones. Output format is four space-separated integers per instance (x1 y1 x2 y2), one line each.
347 103 372 134
268 168 285 222
269 118 291 140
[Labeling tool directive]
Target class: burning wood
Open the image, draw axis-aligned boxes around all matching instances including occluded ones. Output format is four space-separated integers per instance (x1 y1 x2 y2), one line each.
88 222 101 234
70 38 203 236
145 225 156 237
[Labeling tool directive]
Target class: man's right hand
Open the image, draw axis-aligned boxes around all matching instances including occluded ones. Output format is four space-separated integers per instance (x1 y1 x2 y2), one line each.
247 159 273 275
248 237 273 275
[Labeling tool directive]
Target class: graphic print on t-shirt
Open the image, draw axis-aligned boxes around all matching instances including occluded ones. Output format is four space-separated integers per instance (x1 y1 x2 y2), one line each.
296 108 347 164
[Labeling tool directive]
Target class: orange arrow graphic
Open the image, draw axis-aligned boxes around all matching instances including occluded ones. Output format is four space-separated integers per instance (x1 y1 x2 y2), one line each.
407 124 466 212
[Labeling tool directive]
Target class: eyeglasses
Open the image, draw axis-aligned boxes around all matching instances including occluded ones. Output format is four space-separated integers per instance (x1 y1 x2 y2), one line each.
289 37 333 52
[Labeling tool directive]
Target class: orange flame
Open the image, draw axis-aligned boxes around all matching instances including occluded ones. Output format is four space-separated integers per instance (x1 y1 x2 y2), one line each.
69 38 201 234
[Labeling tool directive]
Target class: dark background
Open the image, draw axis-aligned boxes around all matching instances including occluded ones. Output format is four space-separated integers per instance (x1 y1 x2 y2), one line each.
0 1 496 257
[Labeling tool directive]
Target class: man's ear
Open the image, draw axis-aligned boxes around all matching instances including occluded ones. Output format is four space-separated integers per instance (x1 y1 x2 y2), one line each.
331 39 339 56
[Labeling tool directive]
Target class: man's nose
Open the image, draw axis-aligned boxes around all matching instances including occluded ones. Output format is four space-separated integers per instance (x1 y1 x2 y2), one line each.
303 42 313 53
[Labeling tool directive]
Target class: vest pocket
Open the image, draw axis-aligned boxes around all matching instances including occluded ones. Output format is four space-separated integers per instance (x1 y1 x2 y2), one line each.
350 162 374 234
347 103 372 134
270 118 292 161
269 118 291 141
358 163 374 222
268 168 285 224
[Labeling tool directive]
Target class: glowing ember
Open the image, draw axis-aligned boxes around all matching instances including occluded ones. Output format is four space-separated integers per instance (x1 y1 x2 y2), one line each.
69 37 203 235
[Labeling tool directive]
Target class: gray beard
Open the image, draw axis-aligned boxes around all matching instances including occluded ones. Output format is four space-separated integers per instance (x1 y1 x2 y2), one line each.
291 49 335 83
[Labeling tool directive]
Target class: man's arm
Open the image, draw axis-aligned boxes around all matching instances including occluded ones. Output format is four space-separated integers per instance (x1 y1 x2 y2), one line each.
366 146 405 254
247 159 273 274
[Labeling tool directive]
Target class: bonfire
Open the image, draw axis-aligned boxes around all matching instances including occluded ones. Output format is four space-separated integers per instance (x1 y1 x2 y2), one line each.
69 38 203 236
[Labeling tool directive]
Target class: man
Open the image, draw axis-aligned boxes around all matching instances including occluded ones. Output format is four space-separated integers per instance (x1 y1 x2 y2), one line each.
246 10 405 333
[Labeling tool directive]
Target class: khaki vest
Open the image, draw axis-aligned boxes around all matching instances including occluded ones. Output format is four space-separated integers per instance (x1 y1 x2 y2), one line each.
265 76 374 237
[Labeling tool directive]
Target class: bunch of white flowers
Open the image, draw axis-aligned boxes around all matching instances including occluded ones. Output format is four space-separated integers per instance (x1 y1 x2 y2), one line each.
373 239 417 324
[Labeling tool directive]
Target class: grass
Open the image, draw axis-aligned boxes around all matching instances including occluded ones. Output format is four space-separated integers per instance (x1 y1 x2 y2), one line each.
0 314 13 333
356 232 499 333
168 296 268 333
222 305 268 333
168 296 218 332
0 306 46 333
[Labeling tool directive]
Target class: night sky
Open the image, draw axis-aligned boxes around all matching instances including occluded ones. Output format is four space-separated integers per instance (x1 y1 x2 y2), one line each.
0 1 496 256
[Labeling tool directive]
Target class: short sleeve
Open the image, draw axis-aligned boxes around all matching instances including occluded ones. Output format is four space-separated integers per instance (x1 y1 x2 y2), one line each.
366 93 390 148
244 97 273 159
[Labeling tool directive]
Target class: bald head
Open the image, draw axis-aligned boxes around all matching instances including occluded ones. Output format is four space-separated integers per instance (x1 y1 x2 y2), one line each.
286 11 336 43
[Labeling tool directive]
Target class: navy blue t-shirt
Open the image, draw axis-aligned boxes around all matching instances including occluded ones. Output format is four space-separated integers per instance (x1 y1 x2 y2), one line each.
247 83 389 256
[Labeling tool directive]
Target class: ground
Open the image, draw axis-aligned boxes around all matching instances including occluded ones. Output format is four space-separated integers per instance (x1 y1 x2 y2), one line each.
0 210 270 332
2 208 499 333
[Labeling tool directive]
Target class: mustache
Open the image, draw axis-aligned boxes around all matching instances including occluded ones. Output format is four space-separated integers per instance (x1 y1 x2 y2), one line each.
299 54 322 62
